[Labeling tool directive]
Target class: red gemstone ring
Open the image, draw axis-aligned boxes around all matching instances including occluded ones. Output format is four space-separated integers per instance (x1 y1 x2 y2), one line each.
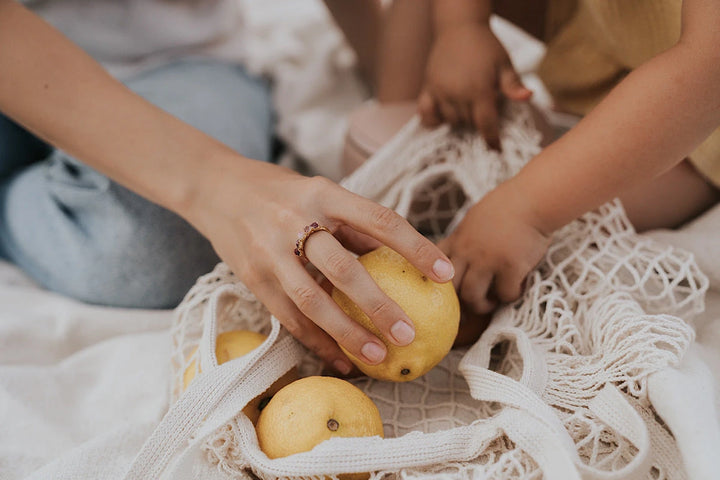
294 222 332 260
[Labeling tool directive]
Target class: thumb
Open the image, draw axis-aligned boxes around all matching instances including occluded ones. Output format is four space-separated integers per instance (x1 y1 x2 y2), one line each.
499 63 533 101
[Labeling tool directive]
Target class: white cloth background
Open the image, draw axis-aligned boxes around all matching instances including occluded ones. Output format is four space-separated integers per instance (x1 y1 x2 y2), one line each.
1 1 718 478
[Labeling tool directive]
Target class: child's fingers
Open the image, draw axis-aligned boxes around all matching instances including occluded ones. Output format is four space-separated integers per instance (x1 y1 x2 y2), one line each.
499 63 533 101
493 268 525 303
457 102 474 129
438 98 461 127
460 268 497 314
418 90 442 127
472 99 501 150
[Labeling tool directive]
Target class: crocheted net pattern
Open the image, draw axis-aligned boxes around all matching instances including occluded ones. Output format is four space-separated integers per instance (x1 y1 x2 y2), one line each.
170 103 706 480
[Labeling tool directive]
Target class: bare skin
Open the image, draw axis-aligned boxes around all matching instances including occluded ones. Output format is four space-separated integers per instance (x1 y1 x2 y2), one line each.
327 0 720 319
0 0 457 373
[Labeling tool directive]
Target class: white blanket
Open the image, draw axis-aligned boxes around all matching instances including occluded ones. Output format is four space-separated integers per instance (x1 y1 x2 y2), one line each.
1 1 719 478
2 210 720 480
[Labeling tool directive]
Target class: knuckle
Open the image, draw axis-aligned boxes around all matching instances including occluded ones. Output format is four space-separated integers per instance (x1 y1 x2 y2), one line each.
313 343 340 363
496 281 521 303
238 264 266 288
280 315 304 338
323 250 356 281
303 176 337 206
290 284 321 313
309 175 335 191
334 322 358 348
370 206 402 233
410 240 436 264
368 298 394 323
276 207 296 225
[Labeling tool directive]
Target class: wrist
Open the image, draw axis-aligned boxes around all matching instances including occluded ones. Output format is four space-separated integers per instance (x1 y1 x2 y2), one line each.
491 177 556 238
433 0 491 35
435 20 492 39
171 145 253 227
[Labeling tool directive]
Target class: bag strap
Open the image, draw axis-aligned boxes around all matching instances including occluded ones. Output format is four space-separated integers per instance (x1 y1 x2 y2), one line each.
123 287 304 480
461 324 652 480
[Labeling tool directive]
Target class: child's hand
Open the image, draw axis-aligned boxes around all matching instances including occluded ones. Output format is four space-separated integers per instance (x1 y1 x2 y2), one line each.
438 184 550 314
419 23 532 149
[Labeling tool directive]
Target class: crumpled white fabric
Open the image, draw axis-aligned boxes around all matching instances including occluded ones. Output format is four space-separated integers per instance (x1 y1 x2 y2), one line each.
147 105 719 480
1 1 719 479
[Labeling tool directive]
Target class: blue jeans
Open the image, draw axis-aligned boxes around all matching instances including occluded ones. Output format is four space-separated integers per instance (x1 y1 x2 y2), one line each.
0 59 274 308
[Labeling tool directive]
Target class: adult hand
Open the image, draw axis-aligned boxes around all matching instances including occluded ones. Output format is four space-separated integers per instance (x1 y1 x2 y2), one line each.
186 157 455 375
419 23 532 149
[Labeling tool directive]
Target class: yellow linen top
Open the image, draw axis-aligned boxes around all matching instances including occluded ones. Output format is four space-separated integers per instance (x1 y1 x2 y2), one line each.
539 0 720 185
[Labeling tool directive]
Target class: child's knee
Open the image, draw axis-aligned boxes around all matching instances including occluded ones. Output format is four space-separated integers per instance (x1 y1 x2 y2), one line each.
342 101 416 177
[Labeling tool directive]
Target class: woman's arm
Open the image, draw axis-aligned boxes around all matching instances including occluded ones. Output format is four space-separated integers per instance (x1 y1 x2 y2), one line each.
0 0 455 372
0 0 228 213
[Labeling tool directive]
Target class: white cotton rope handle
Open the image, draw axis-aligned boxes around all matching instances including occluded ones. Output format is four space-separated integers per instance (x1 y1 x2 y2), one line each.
462 323 653 480
123 287 305 480
134 103 676 479
127 293 650 480
230 410 585 479
163 319 580 478
126 292 585 479
583 385 652 480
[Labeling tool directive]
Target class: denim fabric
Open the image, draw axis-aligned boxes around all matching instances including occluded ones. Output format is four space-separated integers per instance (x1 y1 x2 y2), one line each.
0 59 274 308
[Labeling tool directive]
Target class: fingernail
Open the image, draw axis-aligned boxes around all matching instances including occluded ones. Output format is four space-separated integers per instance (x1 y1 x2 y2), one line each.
390 321 415 345
433 259 455 281
361 342 386 364
333 359 352 376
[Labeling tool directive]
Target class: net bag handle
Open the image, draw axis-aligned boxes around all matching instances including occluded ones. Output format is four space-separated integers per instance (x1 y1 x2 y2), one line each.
123 286 305 480
124 286 579 479
461 323 652 480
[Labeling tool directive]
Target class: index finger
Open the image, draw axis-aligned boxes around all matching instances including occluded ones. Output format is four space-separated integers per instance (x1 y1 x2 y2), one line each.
472 98 501 150
324 191 455 284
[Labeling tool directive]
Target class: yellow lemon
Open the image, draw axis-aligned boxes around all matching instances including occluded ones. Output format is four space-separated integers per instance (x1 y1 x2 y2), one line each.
256 376 383 480
332 246 460 382
183 330 298 424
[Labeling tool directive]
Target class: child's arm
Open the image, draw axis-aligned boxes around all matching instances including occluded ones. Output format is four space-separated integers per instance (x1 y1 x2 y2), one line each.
0 1 455 371
326 0 531 146
322 0 382 87
442 0 720 313
419 0 532 148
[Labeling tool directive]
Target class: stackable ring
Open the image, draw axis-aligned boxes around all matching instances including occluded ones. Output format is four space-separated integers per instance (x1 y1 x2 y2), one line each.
294 222 332 260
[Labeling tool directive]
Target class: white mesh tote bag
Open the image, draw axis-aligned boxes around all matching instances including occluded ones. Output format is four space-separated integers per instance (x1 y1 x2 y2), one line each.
124 102 715 480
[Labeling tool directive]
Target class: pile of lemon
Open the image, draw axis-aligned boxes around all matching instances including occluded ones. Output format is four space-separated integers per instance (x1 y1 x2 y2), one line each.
183 246 461 479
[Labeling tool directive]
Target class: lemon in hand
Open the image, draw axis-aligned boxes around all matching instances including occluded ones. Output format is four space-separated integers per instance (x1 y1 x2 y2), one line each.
332 246 460 382
183 330 298 424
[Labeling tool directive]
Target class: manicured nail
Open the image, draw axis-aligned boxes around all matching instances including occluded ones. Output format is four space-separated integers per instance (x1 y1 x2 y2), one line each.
361 342 386 364
390 321 415 346
333 359 352 376
433 259 455 281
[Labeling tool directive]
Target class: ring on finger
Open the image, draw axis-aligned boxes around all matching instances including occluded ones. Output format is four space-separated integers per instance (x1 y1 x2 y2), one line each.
294 222 332 260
